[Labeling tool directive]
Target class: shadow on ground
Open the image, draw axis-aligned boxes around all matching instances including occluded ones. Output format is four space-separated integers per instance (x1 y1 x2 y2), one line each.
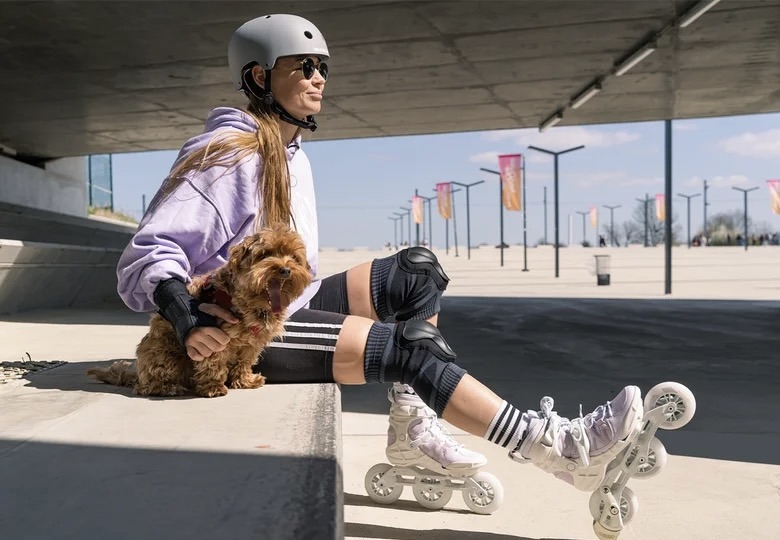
345 521 572 540
341 296 780 466
0 439 341 540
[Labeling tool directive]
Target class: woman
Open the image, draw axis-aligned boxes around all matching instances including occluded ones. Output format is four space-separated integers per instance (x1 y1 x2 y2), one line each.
117 13 644 495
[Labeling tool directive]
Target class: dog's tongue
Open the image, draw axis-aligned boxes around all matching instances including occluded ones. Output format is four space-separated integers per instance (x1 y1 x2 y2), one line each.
268 279 282 314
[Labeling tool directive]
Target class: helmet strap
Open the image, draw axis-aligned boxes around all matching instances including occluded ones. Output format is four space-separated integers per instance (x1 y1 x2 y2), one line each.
241 68 318 132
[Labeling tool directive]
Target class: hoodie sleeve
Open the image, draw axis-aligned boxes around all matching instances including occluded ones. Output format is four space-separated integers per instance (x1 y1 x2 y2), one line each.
116 159 259 312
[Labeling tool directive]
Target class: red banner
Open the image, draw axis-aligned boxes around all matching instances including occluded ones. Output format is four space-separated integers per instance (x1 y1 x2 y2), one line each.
412 195 424 224
655 194 665 222
498 154 523 211
768 180 780 215
436 183 452 219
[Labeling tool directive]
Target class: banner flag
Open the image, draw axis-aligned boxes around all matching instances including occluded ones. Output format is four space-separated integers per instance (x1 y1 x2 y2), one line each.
412 195 424 224
655 194 665 222
768 180 780 215
498 154 523 211
590 206 598 228
436 182 452 219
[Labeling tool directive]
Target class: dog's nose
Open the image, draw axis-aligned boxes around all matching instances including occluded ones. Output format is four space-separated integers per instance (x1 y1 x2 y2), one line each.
278 267 291 278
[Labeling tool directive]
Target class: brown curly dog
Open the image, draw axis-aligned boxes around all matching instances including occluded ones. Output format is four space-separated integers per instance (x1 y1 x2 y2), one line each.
87 224 311 397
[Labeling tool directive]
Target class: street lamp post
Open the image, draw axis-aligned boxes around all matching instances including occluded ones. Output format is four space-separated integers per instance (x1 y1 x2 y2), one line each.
451 180 485 260
478 168 506 267
387 216 401 248
732 186 759 251
399 206 412 246
677 192 701 248
602 204 621 246
527 145 585 277
576 210 589 245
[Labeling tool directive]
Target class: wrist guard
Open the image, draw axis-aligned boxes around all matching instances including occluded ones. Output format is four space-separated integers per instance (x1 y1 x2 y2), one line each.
152 277 218 347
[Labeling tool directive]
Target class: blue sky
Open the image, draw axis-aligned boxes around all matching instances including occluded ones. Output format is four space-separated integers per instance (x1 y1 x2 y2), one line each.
111 112 780 249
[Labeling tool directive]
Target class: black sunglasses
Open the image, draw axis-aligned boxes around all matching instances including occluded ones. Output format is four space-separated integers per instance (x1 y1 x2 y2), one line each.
299 57 328 81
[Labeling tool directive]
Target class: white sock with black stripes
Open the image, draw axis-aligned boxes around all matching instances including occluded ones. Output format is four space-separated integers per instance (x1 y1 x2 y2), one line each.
484 401 529 450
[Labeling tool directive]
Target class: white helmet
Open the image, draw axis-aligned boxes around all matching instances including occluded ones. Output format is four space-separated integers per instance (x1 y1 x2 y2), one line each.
228 14 329 90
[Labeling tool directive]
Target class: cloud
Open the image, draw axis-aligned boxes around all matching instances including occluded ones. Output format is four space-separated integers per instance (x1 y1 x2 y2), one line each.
684 175 749 189
482 125 641 150
719 129 780 158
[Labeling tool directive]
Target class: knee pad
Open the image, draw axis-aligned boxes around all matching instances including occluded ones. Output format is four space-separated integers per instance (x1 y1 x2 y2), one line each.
370 247 450 321
364 320 466 416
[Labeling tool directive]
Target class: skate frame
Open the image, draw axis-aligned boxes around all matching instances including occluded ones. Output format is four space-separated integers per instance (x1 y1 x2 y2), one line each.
379 464 484 492
592 401 677 536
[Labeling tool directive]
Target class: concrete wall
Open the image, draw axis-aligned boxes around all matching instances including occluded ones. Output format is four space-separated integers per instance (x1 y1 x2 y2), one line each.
0 154 87 217
0 239 124 314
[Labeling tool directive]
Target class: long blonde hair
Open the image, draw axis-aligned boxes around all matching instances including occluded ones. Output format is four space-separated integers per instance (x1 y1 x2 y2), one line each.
148 99 298 230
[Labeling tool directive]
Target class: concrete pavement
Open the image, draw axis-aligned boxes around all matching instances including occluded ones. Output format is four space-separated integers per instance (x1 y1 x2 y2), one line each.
1 245 778 540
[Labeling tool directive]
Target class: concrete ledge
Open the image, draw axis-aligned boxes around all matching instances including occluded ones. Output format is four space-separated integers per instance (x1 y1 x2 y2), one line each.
0 238 123 314
0 200 135 250
0 363 343 540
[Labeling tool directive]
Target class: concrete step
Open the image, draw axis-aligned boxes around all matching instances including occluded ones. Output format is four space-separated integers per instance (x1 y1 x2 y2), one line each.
0 306 344 540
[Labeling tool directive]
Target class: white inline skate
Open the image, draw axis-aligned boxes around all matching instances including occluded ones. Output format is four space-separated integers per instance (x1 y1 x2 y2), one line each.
509 382 696 540
364 383 504 514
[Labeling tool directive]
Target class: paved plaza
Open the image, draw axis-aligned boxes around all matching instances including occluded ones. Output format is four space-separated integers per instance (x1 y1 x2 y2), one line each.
1 244 778 539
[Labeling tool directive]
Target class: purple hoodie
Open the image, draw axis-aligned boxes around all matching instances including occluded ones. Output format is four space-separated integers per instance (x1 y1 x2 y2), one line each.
116 107 321 315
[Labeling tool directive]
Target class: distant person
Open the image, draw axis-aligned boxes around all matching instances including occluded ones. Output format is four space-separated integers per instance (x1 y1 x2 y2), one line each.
114 13 656 529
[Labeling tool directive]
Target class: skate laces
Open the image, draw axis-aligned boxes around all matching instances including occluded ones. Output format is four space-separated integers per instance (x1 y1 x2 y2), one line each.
538 396 593 467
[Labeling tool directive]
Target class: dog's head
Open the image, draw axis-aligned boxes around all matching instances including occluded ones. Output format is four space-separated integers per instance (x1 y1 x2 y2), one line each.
226 223 312 315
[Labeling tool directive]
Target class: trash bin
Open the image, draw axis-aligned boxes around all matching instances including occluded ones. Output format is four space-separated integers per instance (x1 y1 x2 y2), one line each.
594 254 611 286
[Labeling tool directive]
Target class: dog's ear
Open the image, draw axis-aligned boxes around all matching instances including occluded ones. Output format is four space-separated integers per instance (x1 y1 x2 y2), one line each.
228 241 253 269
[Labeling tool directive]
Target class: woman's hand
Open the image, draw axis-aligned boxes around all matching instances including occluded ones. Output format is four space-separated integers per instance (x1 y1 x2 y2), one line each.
185 304 240 361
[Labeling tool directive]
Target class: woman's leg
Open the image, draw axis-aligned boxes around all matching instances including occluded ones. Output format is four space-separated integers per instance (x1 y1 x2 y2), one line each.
257 307 644 491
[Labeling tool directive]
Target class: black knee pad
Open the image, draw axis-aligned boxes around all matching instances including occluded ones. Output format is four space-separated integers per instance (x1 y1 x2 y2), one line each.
363 319 466 416
370 247 450 321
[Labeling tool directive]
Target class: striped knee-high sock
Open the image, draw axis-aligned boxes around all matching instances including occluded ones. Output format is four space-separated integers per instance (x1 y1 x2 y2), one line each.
484 401 528 450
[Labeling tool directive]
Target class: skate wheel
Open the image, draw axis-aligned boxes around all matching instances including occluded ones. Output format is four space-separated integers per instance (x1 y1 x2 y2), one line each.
644 382 696 430
413 477 452 510
462 472 504 515
589 485 638 526
592 519 621 540
632 437 668 479
365 463 402 504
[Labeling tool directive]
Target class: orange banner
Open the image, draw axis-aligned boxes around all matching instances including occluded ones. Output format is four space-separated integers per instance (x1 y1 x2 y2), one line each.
768 180 780 215
498 154 523 211
412 195 424 224
655 194 665 222
436 182 452 219
590 206 598 227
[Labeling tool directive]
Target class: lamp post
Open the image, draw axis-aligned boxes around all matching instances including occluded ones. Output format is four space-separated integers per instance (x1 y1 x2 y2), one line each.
451 180 485 260
399 206 412 246
387 215 401 248
602 204 621 246
478 168 507 266
527 145 585 277
576 210 589 245
732 186 759 251
677 192 700 248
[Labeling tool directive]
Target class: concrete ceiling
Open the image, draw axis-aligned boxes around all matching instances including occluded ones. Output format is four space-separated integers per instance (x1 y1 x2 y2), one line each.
1 0 779 160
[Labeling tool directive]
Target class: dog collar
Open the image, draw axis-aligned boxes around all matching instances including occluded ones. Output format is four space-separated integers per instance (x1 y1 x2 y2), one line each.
201 275 265 337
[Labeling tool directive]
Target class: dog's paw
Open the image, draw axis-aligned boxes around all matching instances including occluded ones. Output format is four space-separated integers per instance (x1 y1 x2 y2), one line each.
196 384 229 398
229 373 266 389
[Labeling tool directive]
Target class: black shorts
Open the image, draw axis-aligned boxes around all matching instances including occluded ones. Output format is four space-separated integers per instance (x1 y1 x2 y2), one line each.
253 273 349 383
